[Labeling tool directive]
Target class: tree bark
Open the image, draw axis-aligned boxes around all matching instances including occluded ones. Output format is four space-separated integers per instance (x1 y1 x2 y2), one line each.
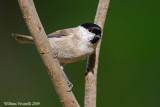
17 0 79 107
84 0 110 107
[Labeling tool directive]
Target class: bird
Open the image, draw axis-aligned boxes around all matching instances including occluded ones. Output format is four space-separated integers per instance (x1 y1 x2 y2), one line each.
12 23 102 91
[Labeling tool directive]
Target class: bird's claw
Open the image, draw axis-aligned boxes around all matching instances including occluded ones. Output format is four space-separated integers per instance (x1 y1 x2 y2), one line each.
67 81 73 92
54 52 58 58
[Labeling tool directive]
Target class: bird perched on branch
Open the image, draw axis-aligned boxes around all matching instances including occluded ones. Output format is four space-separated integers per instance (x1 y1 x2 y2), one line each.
12 23 102 91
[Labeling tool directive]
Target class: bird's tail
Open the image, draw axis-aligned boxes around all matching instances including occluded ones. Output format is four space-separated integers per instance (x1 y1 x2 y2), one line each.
12 34 34 44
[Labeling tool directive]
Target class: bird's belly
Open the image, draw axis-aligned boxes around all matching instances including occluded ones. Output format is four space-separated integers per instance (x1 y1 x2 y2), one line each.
56 48 94 65
58 54 87 64
50 39 95 65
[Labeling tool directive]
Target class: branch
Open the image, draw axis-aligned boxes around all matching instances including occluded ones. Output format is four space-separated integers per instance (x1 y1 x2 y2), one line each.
84 0 110 107
17 0 79 107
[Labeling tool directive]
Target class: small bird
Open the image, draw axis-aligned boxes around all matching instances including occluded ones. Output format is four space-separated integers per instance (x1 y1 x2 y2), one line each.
12 23 102 91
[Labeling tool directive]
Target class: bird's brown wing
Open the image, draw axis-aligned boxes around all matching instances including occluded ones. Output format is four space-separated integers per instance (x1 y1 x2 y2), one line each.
47 28 75 38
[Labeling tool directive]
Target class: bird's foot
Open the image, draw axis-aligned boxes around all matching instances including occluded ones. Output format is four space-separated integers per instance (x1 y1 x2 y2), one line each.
67 81 73 92
54 52 58 58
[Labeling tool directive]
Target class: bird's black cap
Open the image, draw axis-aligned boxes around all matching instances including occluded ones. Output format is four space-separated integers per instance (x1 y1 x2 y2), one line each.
81 23 101 35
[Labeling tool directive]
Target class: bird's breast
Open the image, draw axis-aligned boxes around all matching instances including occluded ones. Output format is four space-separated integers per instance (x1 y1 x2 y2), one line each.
49 37 95 64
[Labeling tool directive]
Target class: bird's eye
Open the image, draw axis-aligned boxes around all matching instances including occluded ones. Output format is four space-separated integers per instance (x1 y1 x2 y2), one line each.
92 29 101 35
89 29 92 32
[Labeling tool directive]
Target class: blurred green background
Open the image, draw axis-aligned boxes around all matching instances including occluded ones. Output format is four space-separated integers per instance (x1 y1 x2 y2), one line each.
1 0 160 107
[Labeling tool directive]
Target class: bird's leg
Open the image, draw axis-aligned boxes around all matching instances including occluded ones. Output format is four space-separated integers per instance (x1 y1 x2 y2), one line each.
60 66 73 92
64 71 73 92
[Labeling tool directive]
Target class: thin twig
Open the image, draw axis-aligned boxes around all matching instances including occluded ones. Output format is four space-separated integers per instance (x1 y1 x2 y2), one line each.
17 0 79 107
84 0 110 107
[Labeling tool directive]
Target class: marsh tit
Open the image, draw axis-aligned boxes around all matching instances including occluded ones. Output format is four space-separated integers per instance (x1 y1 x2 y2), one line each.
12 23 102 91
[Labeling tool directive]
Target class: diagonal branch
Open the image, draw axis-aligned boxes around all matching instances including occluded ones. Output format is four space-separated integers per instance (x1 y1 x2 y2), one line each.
84 0 110 107
17 0 79 107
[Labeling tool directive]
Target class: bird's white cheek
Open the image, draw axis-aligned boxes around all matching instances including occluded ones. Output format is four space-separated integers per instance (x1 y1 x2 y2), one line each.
78 26 94 43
